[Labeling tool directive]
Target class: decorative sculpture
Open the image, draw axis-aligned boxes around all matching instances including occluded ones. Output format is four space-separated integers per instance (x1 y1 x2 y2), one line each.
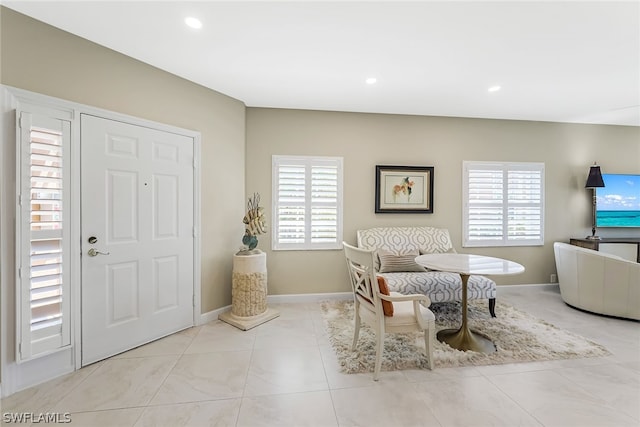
222 192 279 329
238 193 266 254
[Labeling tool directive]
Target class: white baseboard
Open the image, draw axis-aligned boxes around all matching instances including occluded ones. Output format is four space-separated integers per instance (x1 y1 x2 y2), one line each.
199 305 230 325
198 292 352 325
500 283 559 289
267 292 352 304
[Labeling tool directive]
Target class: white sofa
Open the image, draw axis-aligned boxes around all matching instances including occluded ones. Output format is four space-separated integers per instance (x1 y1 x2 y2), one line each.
553 242 640 321
357 226 497 316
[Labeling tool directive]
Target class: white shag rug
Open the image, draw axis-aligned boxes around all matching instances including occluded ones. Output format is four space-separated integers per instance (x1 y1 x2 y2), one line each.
320 299 610 373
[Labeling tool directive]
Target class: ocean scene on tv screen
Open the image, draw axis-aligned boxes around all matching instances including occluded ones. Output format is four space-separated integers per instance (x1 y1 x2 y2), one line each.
596 174 640 227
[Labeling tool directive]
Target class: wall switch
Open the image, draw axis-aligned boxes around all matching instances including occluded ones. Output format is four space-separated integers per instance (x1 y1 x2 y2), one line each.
550 273 557 283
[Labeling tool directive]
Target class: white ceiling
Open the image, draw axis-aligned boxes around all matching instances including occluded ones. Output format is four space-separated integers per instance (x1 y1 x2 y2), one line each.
4 1 640 126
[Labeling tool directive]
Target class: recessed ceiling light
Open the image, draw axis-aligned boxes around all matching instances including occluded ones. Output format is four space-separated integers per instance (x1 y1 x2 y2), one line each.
488 85 501 93
185 17 202 29
366 77 377 85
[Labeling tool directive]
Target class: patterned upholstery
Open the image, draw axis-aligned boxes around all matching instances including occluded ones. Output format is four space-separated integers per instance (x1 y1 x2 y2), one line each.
379 271 496 302
358 227 454 255
356 227 497 303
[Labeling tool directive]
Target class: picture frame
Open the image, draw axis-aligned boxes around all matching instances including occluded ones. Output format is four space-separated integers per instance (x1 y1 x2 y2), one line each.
375 165 434 213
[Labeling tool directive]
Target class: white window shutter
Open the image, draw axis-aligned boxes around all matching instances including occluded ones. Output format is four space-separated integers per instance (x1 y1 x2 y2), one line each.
507 168 543 242
463 161 544 247
276 164 306 244
273 156 343 250
466 167 504 242
310 164 339 243
17 112 72 361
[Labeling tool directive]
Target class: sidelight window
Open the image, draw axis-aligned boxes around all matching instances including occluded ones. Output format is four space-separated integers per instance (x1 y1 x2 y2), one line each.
17 112 72 361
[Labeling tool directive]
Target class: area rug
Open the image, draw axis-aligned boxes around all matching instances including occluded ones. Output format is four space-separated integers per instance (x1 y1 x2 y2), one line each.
320 299 610 373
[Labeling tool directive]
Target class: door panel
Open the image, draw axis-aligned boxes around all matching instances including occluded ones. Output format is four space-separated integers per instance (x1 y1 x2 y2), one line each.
108 171 138 242
153 174 178 238
107 261 139 324
81 114 194 366
153 256 179 310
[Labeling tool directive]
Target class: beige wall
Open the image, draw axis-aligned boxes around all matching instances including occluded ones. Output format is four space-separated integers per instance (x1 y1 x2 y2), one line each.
246 108 640 293
2 6 640 306
1 7 246 313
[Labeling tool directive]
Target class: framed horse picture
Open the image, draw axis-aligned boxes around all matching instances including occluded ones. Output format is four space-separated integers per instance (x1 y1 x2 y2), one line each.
375 165 434 213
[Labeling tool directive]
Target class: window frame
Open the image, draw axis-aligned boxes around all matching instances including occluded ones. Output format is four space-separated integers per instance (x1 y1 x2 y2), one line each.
272 155 344 251
462 161 545 248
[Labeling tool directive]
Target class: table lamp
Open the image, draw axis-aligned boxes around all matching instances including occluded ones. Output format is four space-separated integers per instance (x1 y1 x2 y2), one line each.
585 163 605 240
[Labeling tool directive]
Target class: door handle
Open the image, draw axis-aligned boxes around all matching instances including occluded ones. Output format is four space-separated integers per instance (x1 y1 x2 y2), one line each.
87 248 110 257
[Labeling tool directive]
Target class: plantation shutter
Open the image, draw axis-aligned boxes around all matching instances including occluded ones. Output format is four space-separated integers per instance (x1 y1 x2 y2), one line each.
17 111 72 361
273 156 343 250
507 167 544 242
463 161 544 247
275 163 306 244
311 163 339 243
466 166 504 242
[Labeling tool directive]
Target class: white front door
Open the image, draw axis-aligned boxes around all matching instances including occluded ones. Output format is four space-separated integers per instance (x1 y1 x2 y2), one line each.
80 114 194 365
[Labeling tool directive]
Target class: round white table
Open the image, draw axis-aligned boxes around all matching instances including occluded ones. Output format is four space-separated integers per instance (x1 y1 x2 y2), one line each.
415 253 525 353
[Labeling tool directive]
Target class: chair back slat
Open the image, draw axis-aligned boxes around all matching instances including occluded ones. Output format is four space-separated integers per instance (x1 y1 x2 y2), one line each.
343 242 380 311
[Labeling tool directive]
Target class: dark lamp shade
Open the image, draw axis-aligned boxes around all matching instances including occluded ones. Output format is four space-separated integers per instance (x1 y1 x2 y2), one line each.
585 165 605 188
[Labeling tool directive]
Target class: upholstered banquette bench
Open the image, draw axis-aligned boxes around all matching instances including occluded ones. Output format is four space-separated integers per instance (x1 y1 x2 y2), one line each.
357 226 497 316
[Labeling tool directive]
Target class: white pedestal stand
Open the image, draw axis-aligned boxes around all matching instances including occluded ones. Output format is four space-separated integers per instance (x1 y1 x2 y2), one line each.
219 251 279 330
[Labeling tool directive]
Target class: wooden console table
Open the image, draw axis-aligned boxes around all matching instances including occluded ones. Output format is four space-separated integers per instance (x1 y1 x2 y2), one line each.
569 238 640 263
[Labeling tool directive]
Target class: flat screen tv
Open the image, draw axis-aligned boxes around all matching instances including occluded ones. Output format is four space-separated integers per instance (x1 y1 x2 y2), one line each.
596 174 640 228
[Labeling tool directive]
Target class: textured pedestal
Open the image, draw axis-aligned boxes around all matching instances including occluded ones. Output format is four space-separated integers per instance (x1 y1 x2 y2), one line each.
219 251 279 330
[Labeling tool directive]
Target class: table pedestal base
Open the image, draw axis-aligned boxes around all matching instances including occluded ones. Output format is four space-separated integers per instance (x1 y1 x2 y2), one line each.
415 254 524 354
437 327 496 353
437 272 496 354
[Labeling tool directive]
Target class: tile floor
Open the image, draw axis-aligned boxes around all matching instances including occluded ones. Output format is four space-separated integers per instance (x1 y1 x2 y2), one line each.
1 285 639 426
